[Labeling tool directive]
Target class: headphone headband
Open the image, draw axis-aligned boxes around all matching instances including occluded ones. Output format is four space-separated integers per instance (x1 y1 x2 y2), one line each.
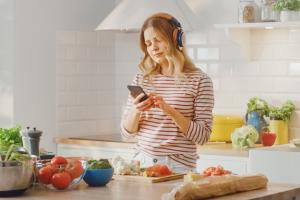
149 12 184 49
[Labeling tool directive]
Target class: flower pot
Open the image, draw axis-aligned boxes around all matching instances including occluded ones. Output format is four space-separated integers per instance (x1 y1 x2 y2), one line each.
269 119 288 144
280 11 300 22
246 111 267 143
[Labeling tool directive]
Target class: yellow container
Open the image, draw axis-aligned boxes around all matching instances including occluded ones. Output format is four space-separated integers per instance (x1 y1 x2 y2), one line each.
269 120 288 144
210 115 245 142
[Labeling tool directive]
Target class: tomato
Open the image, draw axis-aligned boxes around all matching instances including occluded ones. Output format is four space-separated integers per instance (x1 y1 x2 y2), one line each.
51 156 68 166
38 166 53 184
51 172 72 190
159 165 172 176
261 131 276 146
145 164 172 177
66 160 84 179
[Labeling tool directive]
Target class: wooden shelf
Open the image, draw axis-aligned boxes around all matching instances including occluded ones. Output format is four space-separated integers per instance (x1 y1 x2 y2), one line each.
214 21 300 29
214 21 300 61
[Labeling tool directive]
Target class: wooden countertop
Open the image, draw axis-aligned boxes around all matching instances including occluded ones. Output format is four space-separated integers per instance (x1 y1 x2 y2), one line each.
13 180 300 200
55 134 262 157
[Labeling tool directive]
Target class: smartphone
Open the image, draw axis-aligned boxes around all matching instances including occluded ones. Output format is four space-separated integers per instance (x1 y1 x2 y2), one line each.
127 85 149 102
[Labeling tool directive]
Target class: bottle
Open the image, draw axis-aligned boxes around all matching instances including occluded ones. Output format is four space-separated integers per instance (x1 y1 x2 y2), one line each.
261 0 279 22
239 0 259 23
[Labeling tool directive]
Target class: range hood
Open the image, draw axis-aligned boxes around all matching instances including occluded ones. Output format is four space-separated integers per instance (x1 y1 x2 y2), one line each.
96 0 198 32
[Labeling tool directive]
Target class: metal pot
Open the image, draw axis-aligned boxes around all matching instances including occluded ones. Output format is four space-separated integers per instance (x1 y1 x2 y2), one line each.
0 159 34 197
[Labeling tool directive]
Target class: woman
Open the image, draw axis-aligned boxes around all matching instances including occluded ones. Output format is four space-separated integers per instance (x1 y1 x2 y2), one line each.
121 12 214 173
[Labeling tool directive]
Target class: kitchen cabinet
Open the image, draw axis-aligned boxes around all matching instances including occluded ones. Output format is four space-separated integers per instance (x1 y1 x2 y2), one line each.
214 21 300 60
197 154 248 175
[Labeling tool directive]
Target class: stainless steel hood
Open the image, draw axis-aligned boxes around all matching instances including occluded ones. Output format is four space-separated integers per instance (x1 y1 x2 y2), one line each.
95 0 198 32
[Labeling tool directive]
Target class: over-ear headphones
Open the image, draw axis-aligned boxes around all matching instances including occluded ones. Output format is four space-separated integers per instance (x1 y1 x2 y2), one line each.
150 13 184 50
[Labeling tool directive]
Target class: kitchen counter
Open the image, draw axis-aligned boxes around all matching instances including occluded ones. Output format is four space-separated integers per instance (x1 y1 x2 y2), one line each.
56 134 260 157
10 180 300 200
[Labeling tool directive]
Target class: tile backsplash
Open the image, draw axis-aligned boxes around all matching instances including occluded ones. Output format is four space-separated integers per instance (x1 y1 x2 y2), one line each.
56 28 300 139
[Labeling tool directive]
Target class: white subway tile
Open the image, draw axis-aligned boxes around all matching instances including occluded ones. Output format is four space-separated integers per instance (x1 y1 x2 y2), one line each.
288 29 300 43
289 110 300 129
97 31 115 47
289 128 300 139
56 76 67 91
56 62 78 75
207 30 231 45
197 48 219 60
232 61 260 76
96 119 116 133
88 75 114 90
56 107 67 121
97 91 115 105
260 61 287 76
77 32 97 46
195 63 207 73
211 78 219 91
272 78 300 93
56 31 76 45
78 91 98 106
286 44 300 59
57 120 98 136
86 47 114 61
262 94 300 109
77 62 98 75
66 76 90 91
288 62 300 75
214 93 234 108
67 106 88 120
65 46 87 61
220 77 273 92
252 44 288 60
186 31 207 45
88 105 114 120
187 47 195 59
219 45 243 61
57 92 78 106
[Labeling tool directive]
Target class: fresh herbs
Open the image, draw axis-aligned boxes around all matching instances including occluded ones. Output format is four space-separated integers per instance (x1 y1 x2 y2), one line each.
269 100 295 121
0 125 22 151
247 97 269 116
87 159 112 169
273 0 300 11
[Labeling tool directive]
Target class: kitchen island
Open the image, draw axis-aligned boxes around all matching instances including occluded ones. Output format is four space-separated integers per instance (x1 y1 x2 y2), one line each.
10 180 300 200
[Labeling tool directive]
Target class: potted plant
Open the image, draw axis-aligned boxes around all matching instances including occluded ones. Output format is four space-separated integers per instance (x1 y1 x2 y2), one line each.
273 0 300 22
269 100 295 144
246 97 269 142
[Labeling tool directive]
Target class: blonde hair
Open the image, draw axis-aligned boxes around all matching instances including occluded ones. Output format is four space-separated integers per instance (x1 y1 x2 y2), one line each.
138 13 199 82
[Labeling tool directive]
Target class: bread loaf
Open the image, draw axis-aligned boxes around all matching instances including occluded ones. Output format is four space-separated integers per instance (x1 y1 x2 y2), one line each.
174 174 268 200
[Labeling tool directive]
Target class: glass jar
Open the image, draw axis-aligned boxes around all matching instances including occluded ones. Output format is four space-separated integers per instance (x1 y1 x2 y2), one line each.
238 0 259 23
261 0 279 22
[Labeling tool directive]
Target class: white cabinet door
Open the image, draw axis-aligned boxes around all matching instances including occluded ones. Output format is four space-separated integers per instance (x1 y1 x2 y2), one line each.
197 154 248 175
57 144 136 160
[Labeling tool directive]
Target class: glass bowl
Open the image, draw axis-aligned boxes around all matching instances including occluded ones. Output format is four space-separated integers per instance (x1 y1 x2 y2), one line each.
35 158 87 191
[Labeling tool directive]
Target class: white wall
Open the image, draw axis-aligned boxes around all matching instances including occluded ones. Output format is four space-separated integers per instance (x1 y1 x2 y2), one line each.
0 0 14 127
13 0 114 152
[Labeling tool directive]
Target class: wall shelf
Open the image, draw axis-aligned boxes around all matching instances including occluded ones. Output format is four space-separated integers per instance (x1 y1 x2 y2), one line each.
214 21 300 29
214 22 300 61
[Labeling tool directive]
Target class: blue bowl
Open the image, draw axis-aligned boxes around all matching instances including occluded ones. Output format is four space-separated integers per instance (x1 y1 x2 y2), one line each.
83 168 114 187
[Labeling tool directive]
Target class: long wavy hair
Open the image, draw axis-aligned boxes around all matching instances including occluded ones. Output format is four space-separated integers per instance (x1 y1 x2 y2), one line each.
139 13 199 82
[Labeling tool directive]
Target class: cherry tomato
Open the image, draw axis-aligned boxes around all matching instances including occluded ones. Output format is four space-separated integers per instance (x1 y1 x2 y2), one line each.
66 160 84 179
38 166 53 184
51 172 72 190
51 156 68 166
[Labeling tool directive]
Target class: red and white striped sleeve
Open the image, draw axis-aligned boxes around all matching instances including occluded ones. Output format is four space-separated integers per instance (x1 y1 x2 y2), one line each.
185 75 214 144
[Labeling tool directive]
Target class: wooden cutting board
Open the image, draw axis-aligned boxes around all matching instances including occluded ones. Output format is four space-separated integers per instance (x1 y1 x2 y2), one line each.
113 173 184 183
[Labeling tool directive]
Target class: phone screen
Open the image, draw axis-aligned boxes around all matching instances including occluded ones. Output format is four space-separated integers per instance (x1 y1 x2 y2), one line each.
127 85 148 102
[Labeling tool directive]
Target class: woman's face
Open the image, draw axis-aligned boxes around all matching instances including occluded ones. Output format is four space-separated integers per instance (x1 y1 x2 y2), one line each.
144 27 169 65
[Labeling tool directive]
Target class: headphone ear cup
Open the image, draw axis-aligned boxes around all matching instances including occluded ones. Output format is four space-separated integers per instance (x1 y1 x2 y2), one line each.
177 30 184 48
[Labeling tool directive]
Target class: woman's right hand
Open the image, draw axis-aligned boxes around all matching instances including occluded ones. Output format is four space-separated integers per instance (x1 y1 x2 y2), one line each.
133 93 154 112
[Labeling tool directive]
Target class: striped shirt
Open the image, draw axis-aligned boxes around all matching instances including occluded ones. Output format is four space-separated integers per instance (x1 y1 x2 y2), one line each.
121 71 214 168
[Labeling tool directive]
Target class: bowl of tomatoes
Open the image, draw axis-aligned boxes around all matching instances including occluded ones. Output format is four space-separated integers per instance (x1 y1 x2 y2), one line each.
36 156 87 190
